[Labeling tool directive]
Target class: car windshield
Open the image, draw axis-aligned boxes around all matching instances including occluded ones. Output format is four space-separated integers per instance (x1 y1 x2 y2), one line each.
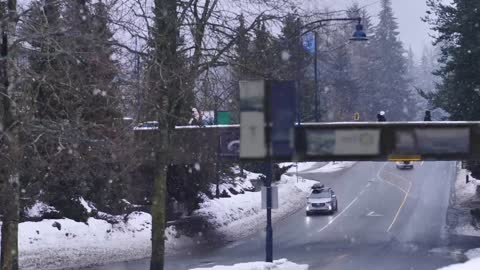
1 0 477 270
310 191 331 199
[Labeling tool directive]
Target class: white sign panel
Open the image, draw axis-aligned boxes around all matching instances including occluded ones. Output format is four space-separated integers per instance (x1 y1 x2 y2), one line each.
240 80 266 159
261 186 279 209
239 80 265 112
306 129 380 156
240 112 266 158
334 129 381 155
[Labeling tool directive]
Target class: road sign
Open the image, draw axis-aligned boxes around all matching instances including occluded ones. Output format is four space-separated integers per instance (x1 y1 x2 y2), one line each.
304 129 381 156
302 32 316 54
261 186 278 209
240 80 267 158
270 81 296 158
217 111 231 125
218 128 240 158
354 112 360 121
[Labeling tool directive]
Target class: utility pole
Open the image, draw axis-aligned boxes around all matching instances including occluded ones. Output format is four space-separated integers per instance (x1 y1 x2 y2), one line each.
264 82 273 262
300 17 367 123
314 31 319 122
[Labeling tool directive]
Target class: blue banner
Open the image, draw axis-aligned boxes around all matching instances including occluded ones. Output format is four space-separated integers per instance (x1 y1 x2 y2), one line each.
270 81 297 158
302 32 315 54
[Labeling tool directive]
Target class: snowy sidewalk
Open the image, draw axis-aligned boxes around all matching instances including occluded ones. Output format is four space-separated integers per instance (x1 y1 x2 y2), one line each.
281 161 356 175
190 258 309 270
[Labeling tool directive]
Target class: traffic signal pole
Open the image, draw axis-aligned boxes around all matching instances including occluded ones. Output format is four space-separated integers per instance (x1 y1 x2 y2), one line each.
265 160 273 262
264 83 273 262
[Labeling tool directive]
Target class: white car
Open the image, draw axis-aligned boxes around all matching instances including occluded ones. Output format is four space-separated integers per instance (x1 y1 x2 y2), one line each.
396 161 413 169
306 186 338 215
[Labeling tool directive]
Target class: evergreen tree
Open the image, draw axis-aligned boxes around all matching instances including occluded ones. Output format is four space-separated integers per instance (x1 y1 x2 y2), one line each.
20 0 126 220
229 14 253 122
425 0 480 120
347 3 377 120
370 0 415 120
250 21 276 78
276 14 314 122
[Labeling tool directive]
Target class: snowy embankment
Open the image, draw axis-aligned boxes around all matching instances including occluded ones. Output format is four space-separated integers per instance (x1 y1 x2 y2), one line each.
4 171 316 270
190 258 308 270
452 164 480 236
280 162 320 174
196 174 317 241
306 161 356 173
437 257 480 270
442 164 480 270
281 161 356 175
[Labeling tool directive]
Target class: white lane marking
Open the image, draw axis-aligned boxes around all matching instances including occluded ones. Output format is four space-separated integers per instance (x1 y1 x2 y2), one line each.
376 162 388 180
366 211 383 217
420 161 424 166
317 196 359 233
387 181 412 232
315 163 385 234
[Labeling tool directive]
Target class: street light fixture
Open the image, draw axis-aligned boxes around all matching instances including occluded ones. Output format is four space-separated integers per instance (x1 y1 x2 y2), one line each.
350 20 368 41
301 17 368 122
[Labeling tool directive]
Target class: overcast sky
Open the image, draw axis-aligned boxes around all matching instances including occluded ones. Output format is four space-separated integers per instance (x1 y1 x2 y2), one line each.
303 0 433 60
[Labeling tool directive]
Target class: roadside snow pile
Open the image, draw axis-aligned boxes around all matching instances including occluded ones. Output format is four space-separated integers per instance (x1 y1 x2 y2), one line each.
437 257 480 270
455 168 477 205
190 258 309 270
307 161 356 173
279 162 321 174
10 212 192 270
452 165 480 236
25 201 59 218
212 167 260 196
10 169 315 269
196 174 317 240
465 248 480 259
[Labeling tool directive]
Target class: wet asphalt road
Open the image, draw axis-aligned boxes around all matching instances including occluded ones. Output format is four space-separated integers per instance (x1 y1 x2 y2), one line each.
87 161 475 270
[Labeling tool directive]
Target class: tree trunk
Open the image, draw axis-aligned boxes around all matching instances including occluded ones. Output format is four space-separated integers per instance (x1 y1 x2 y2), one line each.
150 164 167 269
150 128 170 270
1 174 20 270
0 0 20 269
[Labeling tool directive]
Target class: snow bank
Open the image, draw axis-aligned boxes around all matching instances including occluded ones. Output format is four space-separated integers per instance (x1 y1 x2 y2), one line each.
9 212 193 270
437 257 480 270
465 248 480 260
25 201 58 218
279 162 318 174
213 167 260 196
190 258 308 270
455 168 477 205
10 170 317 269
453 165 480 236
195 174 316 240
306 161 356 173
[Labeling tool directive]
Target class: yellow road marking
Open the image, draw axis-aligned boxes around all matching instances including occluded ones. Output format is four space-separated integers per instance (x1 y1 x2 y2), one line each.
380 178 408 194
387 181 412 232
